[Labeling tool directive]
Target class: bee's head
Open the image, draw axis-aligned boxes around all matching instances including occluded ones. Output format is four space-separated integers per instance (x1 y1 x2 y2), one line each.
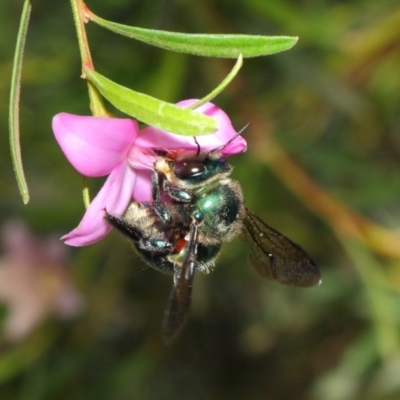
171 152 232 185
154 150 230 187
156 122 249 185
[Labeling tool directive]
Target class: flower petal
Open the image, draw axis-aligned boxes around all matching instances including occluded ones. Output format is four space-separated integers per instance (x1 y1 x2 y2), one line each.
137 100 247 156
53 113 139 177
132 169 153 202
62 162 135 246
127 146 157 170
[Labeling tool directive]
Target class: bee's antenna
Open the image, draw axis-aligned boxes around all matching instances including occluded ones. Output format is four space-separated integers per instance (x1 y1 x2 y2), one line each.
209 122 251 154
193 137 201 156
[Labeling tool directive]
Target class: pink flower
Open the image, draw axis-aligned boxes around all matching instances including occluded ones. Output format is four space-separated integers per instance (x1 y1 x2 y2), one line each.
0 220 83 342
53 100 247 246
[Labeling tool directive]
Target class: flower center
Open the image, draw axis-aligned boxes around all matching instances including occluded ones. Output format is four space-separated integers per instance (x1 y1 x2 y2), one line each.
127 145 157 170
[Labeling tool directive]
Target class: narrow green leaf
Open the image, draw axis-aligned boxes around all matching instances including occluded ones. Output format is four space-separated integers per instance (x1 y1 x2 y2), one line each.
85 68 217 136
9 0 31 204
89 13 298 58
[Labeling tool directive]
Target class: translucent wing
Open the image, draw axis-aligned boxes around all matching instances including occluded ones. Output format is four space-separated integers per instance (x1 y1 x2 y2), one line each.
243 208 320 287
161 223 198 343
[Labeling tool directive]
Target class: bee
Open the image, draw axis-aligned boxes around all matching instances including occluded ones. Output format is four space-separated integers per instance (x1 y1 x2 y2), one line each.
105 135 320 343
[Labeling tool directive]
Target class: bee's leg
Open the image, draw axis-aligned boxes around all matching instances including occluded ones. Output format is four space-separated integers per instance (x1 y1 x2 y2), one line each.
104 212 142 241
161 219 199 343
152 157 192 203
137 237 172 254
151 167 162 202
162 180 192 203
105 211 172 255
151 169 172 222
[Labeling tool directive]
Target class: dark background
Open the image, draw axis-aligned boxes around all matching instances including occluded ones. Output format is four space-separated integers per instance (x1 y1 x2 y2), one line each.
1 0 400 399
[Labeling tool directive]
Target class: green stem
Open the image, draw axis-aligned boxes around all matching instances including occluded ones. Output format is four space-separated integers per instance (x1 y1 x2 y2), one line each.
70 0 111 207
69 0 94 70
82 176 90 208
189 54 243 110
69 0 107 116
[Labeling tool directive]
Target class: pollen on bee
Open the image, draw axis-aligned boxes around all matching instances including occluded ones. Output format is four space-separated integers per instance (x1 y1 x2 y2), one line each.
155 157 179 183
155 158 171 174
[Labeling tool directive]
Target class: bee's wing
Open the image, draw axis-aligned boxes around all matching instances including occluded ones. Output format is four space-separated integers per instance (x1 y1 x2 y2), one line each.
243 208 320 287
161 223 198 344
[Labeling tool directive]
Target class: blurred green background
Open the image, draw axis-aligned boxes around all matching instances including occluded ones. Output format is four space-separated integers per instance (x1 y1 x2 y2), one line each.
1 0 400 399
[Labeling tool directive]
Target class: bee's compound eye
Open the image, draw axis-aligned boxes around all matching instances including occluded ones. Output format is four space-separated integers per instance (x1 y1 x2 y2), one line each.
174 160 205 178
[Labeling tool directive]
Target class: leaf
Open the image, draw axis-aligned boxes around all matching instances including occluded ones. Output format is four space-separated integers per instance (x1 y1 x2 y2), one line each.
84 68 217 136
9 0 31 204
89 13 298 58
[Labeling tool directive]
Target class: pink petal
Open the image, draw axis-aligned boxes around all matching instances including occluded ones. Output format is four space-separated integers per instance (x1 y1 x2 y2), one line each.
62 162 136 246
137 100 247 156
127 146 157 170
132 169 153 201
53 113 139 177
